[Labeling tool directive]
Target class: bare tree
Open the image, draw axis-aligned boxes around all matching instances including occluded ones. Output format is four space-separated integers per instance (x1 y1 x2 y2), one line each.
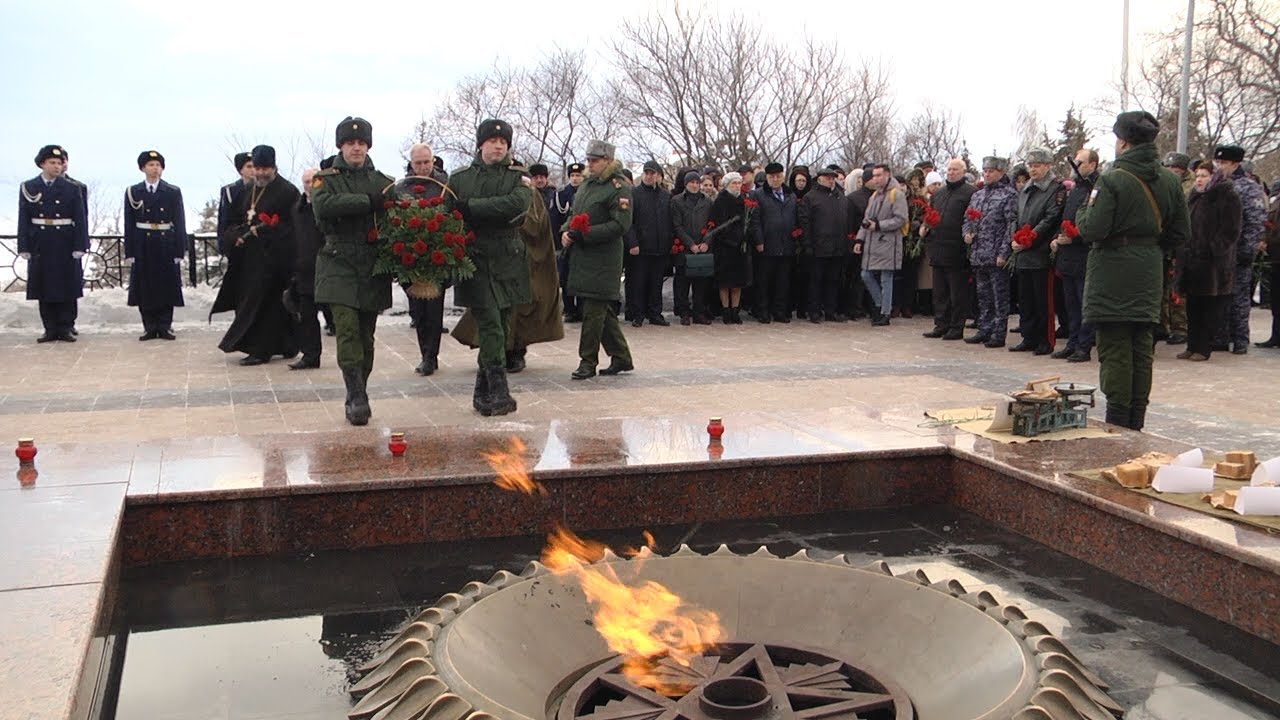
829 59 897 169
892 102 965 170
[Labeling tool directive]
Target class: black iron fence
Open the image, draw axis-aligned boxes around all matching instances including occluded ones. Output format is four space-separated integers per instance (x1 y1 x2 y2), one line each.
0 233 226 292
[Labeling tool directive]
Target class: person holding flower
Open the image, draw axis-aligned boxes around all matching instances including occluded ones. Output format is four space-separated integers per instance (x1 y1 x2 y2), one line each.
449 119 533 416
1008 147 1065 355
921 158 976 340
963 157 1018 347
1050 148 1100 363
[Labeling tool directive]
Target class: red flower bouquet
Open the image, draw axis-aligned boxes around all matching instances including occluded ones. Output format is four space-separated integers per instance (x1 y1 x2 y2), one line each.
964 208 983 222
791 228 803 238
1012 224 1037 249
671 236 686 255
373 192 475 299
569 213 591 235
1061 220 1080 239
923 207 942 228
256 211 280 228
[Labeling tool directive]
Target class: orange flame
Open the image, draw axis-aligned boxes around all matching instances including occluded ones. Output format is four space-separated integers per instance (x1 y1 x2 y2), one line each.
486 437 724 696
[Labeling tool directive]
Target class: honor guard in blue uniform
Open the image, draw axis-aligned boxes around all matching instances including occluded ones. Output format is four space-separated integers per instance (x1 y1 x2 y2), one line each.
217 151 253 252
17 145 89 343
60 148 88 336
552 162 585 322
124 150 187 341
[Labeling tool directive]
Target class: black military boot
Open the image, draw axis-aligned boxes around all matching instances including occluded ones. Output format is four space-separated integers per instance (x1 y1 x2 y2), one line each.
1104 404 1130 429
472 369 490 413
1129 404 1147 431
341 367 370 426
505 348 527 373
484 367 517 416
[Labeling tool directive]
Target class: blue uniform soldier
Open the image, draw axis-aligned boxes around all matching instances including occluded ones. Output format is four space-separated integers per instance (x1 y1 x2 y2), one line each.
1211 144 1269 354
60 148 89 337
124 150 187 341
216 151 253 253
552 162 585 322
962 156 1018 348
17 145 89 343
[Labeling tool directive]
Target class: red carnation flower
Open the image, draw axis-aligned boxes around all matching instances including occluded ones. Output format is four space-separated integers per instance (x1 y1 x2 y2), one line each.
391 217 403 227
453 246 465 259
965 208 983 222
1013 224 1037 248
451 209 463 220
465 231 476 243
408 216 423 229
398 200 411 209
257 212 270 224
417 198 429 208
392 242 405 254
431 250 446 266
700 228 708 236
1061 219 1080 239
569 213 591 234
744 198 759 209
923 207 942 227
707 221 717 228
366 228 379 242
426 218 441 232
413 240 429 254
430 196 444 207
412 184 426 194
383 200 394 209
791 228 803 238
400 252 415 267
911 197 928 208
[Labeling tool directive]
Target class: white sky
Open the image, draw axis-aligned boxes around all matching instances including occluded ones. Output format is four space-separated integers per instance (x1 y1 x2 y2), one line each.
0 0 1191 233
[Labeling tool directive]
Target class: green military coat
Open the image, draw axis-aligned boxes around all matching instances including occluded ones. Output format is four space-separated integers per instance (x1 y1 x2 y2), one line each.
1077 142 1190 324
562 160 633 302
311 155 396 311
450 153 532 310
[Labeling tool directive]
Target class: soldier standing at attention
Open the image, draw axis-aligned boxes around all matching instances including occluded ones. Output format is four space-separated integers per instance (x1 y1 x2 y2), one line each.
217 152 254 252
18 145 88 343
125 150 186 341
311 117 396 426
1077 111 1190 431
448 119 532 416
562 139 635 380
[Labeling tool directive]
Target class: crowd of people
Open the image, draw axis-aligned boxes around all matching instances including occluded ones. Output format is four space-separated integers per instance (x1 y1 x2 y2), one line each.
14 111 1280 428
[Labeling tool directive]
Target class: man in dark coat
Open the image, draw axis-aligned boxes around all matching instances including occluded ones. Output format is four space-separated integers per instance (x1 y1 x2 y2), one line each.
750 162 798 323
59 148 89 337
671 171 713 325
18 145 88 343
1050 149 1100 362
396 143 450 376
125 150 186 341
1078 111 1191 431
529 163 556 215
1009 147 1065 354
552 162 585 322
311 117 396 426
844 167 874 320
921 158 976 340
289 167 325 370
211 145 300 365
626 160 673 327
217 152 253 253
797 166 853 323
1212 144 1269 354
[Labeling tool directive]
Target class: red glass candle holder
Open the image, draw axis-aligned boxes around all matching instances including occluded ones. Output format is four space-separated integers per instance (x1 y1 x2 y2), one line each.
706 417 725 440
388 432 408 457
15 438 37 465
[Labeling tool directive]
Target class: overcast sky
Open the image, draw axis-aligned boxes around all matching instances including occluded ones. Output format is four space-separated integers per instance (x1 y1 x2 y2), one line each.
0 0 1190 233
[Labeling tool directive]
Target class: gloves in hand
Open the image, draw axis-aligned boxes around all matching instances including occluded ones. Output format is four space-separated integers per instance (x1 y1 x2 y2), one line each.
71 251 84 259
19 252 31 260
174 258 182 264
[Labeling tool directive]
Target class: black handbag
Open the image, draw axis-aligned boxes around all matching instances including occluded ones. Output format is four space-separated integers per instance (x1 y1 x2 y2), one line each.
684 253 715 278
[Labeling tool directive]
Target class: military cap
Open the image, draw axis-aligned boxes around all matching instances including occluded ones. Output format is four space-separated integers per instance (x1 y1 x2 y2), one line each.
1212 144 1245 163
566 162 585 175
1112 111 1159 144
476 118 513 148
764 162 785 175
642 159 664 175
1025 147 1054 165
250 144 276 169
1162 152 1191 170
335 116 373 149
816 166 840 177
982 156 1009 171
233 151 252 171
528 163 549 177
34 145 65 166
585 139 616 161
137 150 165 169
683 171 702 186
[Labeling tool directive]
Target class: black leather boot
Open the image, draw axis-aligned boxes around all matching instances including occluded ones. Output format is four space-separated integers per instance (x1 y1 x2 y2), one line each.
1104 404 1130 428
1129 404 1147 431
484 367 517 416
341 368 370 426
505 348 527 373
472 369 490 413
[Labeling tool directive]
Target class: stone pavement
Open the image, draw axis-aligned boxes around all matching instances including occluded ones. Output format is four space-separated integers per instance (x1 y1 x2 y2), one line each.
0 308 1275 456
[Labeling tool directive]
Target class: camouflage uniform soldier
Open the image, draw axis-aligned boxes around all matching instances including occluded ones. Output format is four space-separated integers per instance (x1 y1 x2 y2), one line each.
963 156 1018 348
1211 144 1268 354
1158 152 1193 345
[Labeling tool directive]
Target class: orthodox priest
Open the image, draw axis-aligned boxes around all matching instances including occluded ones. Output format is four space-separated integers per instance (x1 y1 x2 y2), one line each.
211 145 300 365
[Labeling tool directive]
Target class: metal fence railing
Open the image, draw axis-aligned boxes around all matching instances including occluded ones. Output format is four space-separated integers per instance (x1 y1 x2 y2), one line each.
0 233 225 292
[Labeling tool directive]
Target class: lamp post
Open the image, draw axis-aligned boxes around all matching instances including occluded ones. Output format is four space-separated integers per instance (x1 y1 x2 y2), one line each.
1176 0 1195 153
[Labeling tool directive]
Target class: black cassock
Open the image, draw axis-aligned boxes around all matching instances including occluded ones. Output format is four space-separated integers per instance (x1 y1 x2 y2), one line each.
211 175 300 359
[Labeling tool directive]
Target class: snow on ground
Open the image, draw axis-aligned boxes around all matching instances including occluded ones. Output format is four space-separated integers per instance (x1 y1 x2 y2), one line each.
0 286 448 333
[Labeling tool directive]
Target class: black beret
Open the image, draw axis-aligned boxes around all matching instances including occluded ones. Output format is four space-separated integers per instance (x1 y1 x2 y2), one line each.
1213 144 1245 163
233 152 252 171
528 163 549 177
566 162 585 175
642 160 664 175
137 150 165 169
476 118 513 148
35 145 65 166
764 162 785 174
1112 110 1159 145
250 145 276 169
335 116 373 149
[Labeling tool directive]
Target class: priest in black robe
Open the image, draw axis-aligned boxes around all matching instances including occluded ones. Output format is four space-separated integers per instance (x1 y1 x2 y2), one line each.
211 145 300 365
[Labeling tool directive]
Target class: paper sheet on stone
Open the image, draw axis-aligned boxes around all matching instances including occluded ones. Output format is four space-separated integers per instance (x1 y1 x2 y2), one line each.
924 406 1116 444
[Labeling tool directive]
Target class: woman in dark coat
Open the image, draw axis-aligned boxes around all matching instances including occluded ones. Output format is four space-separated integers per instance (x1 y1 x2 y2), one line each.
1179 164 1241 361
708 172 750 323
788 166 813 318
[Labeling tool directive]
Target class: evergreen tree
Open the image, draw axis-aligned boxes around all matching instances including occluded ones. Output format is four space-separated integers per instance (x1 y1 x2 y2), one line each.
197 199 217 233
1054 105 1089 164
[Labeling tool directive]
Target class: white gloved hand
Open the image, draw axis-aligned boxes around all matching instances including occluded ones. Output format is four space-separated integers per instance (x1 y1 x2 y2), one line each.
19 252 31 260
72 251 84 259
174 258 182 264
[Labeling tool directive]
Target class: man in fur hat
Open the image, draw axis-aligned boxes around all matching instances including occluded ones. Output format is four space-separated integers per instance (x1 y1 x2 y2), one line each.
18 145 88 343
125 150 187 341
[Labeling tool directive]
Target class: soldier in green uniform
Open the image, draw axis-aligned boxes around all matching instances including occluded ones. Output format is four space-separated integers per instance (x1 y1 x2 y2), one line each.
1078 111 1191 432
1158 152 1194 345
450 118 533 416
310 116 396 426
561 139 635 380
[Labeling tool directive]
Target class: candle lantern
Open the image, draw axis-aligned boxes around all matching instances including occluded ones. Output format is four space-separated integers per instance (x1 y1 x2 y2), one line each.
388 432 408 457
706 417 725 440
15 438 37 465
